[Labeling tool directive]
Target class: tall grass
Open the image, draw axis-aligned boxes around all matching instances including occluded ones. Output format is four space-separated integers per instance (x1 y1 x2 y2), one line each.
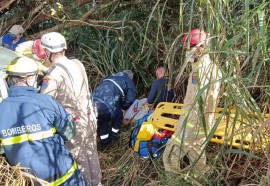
72 0 270 185
95 0 270 185
163 0 269 185
1 0 270 185
0 155 41 186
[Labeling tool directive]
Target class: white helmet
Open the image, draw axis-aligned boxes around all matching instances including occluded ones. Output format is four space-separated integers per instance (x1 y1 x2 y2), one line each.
41 32 67 53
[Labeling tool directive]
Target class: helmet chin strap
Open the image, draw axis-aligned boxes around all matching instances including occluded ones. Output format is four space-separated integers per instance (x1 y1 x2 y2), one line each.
45 50 53 63
49 52 53 63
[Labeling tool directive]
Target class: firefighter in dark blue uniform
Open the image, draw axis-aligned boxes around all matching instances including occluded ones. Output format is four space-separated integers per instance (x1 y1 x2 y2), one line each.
0 56 85 186
93 70 136 145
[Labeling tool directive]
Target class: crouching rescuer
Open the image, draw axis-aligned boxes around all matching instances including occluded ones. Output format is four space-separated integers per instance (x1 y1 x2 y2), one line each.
93 70 136 145
0 56 85 185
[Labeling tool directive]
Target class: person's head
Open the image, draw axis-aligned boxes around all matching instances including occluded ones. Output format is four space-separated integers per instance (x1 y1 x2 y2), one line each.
32 39 46 60
182 29 209 62
122 70 134 80
182 29 209 49
8 25 24 40
6 56 39 87
155 66 165 79
40 32 67 62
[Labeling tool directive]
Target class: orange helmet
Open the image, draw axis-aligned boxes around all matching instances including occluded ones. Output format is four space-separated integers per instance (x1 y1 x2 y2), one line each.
182 29 209 49
32 39 46 59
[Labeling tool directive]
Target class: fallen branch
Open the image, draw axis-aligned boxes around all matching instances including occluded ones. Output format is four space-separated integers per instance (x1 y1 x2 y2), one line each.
81 0 119 20
0 0 21 13
32 0 122 37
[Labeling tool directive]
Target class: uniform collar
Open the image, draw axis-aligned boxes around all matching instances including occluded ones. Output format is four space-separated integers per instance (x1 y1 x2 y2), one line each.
8 86 38 97
158 76 167 80
54 56 69 64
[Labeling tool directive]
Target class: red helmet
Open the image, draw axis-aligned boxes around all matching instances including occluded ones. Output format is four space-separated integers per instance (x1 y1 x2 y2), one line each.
32 39 46 59
182 29 209 49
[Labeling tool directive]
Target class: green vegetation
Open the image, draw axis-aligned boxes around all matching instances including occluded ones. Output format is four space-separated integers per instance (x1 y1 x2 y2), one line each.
0 0 270 185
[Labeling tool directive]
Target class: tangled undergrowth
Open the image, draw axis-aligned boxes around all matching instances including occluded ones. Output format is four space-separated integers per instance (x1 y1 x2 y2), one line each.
0 155 48 186
98 125 270 186
0 0 270 185
0 124 269 185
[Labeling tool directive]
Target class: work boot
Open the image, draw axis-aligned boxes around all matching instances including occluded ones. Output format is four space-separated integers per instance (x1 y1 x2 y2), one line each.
109 131 120 141
100 138 111 146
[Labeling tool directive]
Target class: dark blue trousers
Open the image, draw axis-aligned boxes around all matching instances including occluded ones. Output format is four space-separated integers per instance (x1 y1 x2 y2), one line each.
96 102 123 143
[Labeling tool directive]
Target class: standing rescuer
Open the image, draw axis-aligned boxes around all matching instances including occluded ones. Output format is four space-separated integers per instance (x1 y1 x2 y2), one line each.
15 39 51 75
40 32 101 186
0 56 85 185
162 29 222 176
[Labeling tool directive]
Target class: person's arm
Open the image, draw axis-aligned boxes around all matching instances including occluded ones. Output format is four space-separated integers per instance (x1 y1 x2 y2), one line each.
51 98 75 141
145 100 154 110
1 34 14 49
40 68 60 98
122 80 136 111
147 81 159 105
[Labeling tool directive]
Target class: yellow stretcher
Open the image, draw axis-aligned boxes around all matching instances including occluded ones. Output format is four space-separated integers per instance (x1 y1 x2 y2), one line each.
135 102 270 151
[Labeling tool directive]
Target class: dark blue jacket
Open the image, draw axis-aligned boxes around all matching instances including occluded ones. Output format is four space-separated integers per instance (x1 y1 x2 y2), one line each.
147 76 174 107
1 33 25 51
93 72 136 116
0 86 77 184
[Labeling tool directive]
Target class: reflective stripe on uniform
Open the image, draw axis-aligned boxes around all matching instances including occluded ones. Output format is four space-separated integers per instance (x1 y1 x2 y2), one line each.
111 128 119 133
197 130 206 137
186 121 195 129
100 134 109 140
171 134 181 144
22 47 33 56
171 134 189 146
1 128 56 146
103 79 124 97
181 108 188 116
48 161 77 186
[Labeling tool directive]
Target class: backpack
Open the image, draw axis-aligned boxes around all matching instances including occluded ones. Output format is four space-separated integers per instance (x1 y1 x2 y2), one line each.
129 114 173 159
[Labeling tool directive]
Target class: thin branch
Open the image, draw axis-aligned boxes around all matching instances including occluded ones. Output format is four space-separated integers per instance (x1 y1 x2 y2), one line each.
81 0 120 20
32 0 122 37
33 19 129 38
